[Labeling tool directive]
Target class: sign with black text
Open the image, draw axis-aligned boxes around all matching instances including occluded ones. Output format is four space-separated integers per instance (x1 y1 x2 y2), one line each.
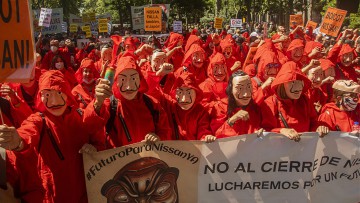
84 132 359 202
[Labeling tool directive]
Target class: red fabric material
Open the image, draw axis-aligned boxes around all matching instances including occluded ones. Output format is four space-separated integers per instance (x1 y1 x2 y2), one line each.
9 82 39 112
111 35 122 68
216 102 262 138
285 39 304 59
260 94 319 133
304 41 323 56
252 51 279 105
36 70 78 112
305 87 327 108
74 58 100 84
184 35 202 53
6 149 44 202
158 73 212 140
233 42 249 65
318 103 360 132
71 84 94 109
166 32 184 50
319 59 335 71
40 50 71 70
271 61 311 93
18 108 104 203
199 53 228 110
338 44 354 59
243 64 256 77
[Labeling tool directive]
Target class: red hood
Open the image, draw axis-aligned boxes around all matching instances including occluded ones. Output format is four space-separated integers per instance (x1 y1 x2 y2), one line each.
271 61 311 93
75 58 100 84
113 55 148 100
166 32 184 50
337 44 354 63
207 52 227 82
304 41 323 56
257 51 279 81
184 35 201 53
109 35 122 67
182 44 206 65
253 39 277 64
220 37 233 51
319 58 335 71
37 70 77 111
286 39 304 58
171 72 203 104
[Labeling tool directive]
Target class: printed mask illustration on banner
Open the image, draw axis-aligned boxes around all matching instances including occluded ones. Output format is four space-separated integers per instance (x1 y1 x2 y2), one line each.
101 157 179 203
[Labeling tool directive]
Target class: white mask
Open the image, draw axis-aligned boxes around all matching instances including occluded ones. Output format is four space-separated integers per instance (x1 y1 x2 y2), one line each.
51 46 58 53
55 62 64 70
343 97 358 111
83 78 95 84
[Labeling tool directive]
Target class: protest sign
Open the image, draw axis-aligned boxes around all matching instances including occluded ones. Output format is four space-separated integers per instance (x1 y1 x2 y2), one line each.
69 14 83 25
306 20 318 30
61 22 67 33
131 4 170 30
98 19 108 33
83 12 96 23
173 21 183 33
214 17 223 29
84 132 359 202
33 8 63 35
290 14 304 27
320 7 347 37
144 7 162 31
0 0 35 83
82 25 91 33
132 34 169 46
70 24 78 33
38 8 52 27
230 19 242 27
242 47 258 68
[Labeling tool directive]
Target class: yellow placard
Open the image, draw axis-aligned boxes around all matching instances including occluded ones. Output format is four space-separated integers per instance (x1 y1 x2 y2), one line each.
82 12 96 23
144 7 162 32
70 24 78 33
98 19 108 33
86 32 92 38
214 17 223 29
82 25 91 32
320 7 347 37
0 0 35 83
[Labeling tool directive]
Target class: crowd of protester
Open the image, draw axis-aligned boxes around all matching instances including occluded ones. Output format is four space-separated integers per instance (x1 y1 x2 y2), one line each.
0 18 359 202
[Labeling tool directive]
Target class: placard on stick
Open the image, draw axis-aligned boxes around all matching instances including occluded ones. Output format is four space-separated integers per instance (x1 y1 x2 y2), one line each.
214 17 223 29
290 14 304 27
144 7 162 32
320 7 347 37
306 20 318 30
98 19 108 33
0 0 35 83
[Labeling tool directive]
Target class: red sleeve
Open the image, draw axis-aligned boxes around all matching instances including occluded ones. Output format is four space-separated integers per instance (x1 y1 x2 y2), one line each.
327 43 342 64
260 97 282 133
9 96 33 128
215 121 238 138
83 99 110 134
317 108 336 131
251 78 268 105
16 113 43 150
152 98 172 141
196 107 213 140
40 52 51 70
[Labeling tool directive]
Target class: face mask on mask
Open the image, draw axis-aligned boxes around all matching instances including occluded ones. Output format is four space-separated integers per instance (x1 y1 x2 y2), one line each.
83 78 95 84
342 97 358 111
51 46 58 53
55 62 64 70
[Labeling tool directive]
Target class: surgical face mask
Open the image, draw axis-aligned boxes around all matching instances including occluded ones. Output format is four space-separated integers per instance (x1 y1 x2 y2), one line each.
55 62 64 70
83 78 95 84
342 96 358 111
51 46 58 53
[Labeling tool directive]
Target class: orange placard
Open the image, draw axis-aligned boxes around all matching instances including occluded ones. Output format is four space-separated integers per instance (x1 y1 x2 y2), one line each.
320 7 347 37
144 7 162 32
306 20 318 30
290 14 304 27
0 0 35 83
242 47 258 69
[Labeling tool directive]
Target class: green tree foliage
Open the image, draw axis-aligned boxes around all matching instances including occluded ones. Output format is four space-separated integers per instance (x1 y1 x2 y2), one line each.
32 0 82 17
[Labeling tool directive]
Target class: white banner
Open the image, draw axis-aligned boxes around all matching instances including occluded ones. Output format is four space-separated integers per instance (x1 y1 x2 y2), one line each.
33 8 63 34
131 4 170 30
230 18 242 27
173 21 183 33
38 8 52 27
84 132 359 202
69 14 84 26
